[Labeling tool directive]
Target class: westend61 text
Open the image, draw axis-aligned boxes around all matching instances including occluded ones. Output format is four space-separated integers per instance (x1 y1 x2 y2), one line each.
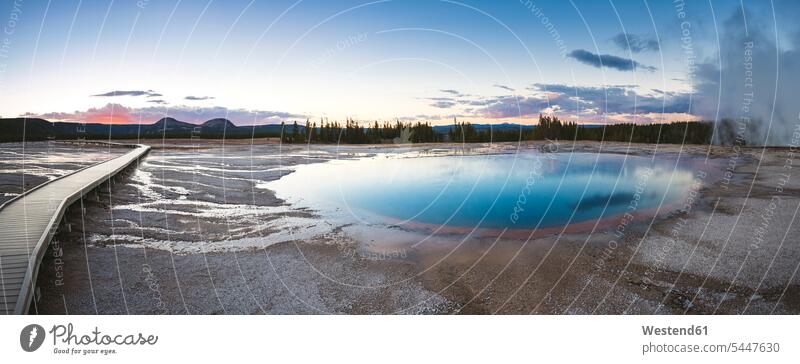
642 325 708 336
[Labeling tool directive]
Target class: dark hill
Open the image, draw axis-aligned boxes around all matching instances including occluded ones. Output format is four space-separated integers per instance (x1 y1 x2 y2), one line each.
432 122 535 134
201 118 236 130
150 117 195 132
0 118 92 142
0 118 53 140
0 117 288 141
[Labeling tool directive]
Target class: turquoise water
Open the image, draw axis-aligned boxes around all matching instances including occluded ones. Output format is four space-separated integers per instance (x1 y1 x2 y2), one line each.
267 152 702 231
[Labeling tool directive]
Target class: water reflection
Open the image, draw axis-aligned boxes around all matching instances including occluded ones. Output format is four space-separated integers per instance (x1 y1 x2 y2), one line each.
268 152 700 231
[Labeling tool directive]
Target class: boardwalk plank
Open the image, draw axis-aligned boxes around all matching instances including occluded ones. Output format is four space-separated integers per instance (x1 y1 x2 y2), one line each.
0 143 149 315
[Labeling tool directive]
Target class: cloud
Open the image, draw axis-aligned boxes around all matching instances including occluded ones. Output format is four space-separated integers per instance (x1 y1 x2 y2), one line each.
493 84 515 92
185 95 215 101
439 89 463 96
531 83 690 114
567 49 656 72
35 103 139 124
424 90 497 110
147 99 167 104
476 95 554 118
91 90 162 97
397 113 467 122
430 100 457 109
470 83 692 122
611 33 659 53
421 95 462 109
28 103 307 125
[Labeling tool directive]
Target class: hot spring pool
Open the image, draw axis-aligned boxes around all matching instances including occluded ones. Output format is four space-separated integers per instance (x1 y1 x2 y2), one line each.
266 151 707 233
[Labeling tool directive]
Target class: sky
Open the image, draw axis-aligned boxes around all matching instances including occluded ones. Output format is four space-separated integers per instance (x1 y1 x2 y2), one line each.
0 0 796 127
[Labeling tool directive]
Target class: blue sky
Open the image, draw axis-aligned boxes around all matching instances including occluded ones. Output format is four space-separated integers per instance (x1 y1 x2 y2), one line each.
0 0 795 125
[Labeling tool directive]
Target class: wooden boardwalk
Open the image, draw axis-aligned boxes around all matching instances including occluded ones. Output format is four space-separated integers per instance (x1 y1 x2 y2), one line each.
0 143 149 314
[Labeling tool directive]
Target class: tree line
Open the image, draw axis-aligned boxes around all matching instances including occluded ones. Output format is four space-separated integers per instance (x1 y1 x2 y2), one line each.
279 119 442 144
279 115 713 145
0 115 715 144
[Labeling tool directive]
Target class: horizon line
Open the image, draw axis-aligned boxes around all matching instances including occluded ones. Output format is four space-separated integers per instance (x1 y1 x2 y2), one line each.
2 116 709 128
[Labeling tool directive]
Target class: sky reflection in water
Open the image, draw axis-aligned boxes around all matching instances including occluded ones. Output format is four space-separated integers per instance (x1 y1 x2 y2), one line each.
268 152 699 230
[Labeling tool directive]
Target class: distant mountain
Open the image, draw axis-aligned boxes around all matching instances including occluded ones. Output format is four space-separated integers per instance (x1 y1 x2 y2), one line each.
0 117 606 143
151 117 195 131
0 118 54 138
0 116 317 142
201 118 236 130
432 122 536 133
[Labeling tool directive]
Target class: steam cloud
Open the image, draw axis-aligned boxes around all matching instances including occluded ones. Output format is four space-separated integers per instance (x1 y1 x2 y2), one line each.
694 4 800 146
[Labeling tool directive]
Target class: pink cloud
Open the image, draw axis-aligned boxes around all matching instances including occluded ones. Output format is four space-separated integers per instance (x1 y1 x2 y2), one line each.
26 103 307 125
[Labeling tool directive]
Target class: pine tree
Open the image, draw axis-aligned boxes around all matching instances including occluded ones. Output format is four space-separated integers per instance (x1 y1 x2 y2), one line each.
291 121 299 143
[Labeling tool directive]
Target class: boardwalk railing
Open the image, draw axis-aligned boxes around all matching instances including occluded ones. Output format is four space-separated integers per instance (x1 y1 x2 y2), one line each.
0 142 150 314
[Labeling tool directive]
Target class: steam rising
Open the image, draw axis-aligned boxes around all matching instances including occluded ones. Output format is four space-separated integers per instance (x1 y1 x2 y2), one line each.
694 5 800 146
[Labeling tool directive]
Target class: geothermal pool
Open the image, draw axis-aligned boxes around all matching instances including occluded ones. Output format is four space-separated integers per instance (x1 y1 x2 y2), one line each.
267 152 702 232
